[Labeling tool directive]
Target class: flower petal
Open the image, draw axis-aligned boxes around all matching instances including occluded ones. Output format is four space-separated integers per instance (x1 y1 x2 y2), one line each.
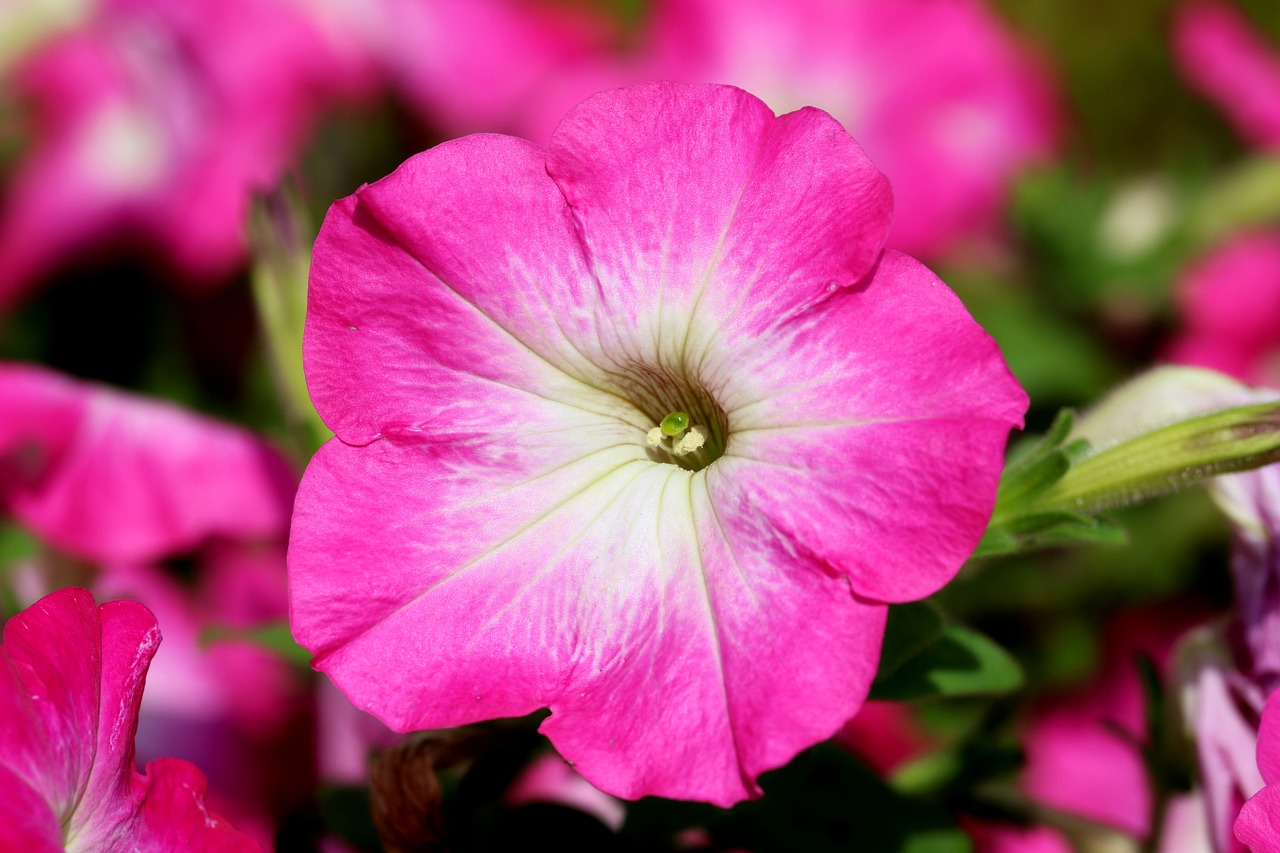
0 765 63 852
714 252 1026 601
306 137 642 445
545 82 892 357
290 437 885 804
132 757 263 852
0 363 296 563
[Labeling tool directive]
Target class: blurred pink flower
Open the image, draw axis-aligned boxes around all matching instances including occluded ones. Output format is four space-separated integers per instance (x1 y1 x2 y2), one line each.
360 0 616 136
505 751 626 831
0 361 296 563
835 699 935 774
0 0 378 307
626 0 1059 258
0 587 259 851
1235 689 1280 851
1174 1 1280 150
0 362 305 847
289 82 1026 805
974 605 1215 851
1166 232 1280 388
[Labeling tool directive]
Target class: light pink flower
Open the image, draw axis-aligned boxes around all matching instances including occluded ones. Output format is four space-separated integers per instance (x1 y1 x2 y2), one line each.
1236 689 1280 851
1174 1 1280 150
0 361 296 564
0 587 259 851
1166 232 1280 389
629 0 1059 258
0 0 378 307
289 82 1027 804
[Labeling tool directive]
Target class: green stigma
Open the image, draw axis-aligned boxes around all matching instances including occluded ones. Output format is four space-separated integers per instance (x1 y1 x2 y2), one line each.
660 411 690 436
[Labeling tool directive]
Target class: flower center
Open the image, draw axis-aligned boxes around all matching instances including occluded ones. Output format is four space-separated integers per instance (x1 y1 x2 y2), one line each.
610 362 728 472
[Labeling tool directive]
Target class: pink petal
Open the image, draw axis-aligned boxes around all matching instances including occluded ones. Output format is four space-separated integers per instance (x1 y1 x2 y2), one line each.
0 363 296 563
0 765 63 852
1 588 259 850
292 437 885 805
1174 1 1280 150
305 138 632 446
133 757 263 852
1259 690 1280 786
545 83 892 343
1236 783 1280 852
717 252 1026 602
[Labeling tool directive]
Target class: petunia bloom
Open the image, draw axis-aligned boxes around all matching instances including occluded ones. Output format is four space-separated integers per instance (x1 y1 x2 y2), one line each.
0 587 260 851
289 82 1027 804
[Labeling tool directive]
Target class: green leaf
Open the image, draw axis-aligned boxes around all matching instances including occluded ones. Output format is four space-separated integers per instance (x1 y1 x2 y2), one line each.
709 745 973 853
871 620 1023 701
876 602 945 680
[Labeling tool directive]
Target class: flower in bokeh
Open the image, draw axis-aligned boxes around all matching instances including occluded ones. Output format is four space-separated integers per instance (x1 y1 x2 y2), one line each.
290 82 1027 804
1166 232 1280 389
0 0 378 307
1235 688 1280 851
0 362 305 846
1174 1 1280 151
628 0 1059 258
356 0 616 137
0 587 259 851
0 362 295 562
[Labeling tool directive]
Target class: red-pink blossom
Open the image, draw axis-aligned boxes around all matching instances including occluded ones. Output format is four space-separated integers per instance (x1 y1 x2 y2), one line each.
289 82 1026 804
0 587 259 851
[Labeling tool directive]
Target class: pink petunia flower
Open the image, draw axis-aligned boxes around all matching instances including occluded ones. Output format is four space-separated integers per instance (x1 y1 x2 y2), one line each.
289 82 1027 805
0 586 259 851
1174 1 1280 151
628 0 1059 258
1236 688 1280 851
0 0 378 307
1166 232 1280 389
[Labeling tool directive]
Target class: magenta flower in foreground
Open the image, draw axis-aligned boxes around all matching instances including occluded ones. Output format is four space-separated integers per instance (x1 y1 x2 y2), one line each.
1236 689 1280 851
0 587 259 851
289 83 1027 804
